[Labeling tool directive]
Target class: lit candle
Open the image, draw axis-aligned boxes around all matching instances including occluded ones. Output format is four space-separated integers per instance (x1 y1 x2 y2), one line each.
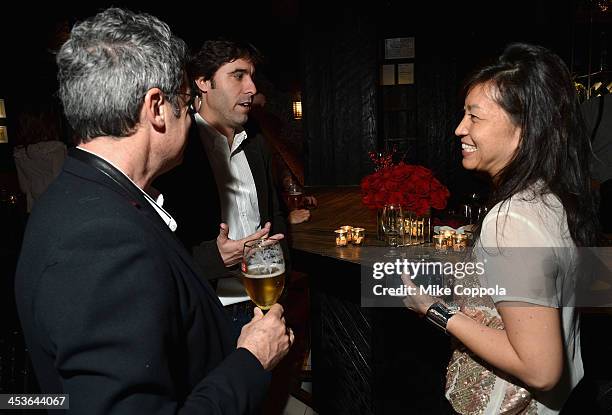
335 229 348 246
403 218 413 245
452 234 467 252
340 225 353 242
443 229 455 247
433 234 447 251
415 219 424 243
352 228 365 245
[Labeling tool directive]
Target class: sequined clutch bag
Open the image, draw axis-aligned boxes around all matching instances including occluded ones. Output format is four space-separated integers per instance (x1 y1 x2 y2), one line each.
445 306 538 415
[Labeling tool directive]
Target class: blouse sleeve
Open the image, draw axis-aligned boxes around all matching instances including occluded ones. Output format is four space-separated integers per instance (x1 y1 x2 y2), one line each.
476 205 563 307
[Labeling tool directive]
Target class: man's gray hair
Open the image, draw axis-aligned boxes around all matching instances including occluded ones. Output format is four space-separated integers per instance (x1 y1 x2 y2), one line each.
57 8 188 142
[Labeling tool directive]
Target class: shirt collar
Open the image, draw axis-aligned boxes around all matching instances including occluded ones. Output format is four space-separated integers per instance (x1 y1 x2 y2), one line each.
75 146 177 231
195 113 248 154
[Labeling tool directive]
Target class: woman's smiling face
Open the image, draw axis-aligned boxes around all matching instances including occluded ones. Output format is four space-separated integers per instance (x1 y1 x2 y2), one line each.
455 82 521 178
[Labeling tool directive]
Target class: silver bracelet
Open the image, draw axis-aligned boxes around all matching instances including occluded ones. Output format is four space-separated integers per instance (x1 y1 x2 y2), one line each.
425 302 459 334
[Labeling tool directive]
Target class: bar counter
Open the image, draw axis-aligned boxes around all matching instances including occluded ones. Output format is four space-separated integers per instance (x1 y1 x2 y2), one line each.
289 186 453 415
289 186 384 263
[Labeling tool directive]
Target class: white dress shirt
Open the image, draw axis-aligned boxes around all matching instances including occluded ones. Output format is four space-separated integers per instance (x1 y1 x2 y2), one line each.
194 114 261 306
194 113 261 239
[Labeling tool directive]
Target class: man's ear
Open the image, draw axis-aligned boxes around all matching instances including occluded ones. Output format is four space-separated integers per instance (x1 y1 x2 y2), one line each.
195 76 211 93
143 88 166 128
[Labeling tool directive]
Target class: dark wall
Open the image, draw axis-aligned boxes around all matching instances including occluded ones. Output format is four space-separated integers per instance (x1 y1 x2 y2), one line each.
0 1 304 171
1 0 607 198
300 0 598 206
301 7 378 186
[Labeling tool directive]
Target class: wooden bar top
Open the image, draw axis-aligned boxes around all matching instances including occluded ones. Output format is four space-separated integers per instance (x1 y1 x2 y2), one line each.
288 186 470 266
288 186 386 264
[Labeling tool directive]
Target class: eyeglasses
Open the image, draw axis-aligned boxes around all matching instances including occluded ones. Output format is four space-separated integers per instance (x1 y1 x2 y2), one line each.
174 89 201 115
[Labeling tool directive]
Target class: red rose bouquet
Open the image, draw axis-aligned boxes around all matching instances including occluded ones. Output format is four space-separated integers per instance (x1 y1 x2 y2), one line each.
360 161 450 216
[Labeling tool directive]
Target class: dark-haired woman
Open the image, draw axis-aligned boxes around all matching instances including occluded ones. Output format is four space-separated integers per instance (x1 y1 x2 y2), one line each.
403 43 597 414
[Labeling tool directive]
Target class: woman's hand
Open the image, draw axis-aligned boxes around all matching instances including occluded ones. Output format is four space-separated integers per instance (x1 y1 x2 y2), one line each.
400 274 437 316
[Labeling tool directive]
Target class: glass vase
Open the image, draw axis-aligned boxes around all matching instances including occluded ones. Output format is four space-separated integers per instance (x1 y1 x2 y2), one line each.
402 209 431 246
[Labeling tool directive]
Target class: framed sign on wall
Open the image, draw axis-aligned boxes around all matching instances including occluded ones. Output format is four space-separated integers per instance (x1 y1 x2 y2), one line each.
384 37 415 60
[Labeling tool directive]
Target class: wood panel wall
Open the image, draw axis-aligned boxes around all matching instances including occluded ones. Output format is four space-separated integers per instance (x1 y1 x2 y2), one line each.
301 8 378 186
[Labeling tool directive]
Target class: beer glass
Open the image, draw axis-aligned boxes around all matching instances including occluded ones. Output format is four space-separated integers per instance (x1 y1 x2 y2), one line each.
286 183 304 211
241 238 286 311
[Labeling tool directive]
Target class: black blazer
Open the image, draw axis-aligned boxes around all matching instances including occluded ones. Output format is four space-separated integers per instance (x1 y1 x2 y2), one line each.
15 149 270 414
155 122 289 280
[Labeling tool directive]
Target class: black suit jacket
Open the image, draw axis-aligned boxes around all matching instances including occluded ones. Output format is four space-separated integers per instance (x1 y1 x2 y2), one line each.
155 122 289 280
15 149 270 414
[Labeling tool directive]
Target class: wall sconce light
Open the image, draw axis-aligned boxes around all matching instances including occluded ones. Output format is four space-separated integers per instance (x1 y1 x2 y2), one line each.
292 100 302 120
0 99 7 143
292 90 303 120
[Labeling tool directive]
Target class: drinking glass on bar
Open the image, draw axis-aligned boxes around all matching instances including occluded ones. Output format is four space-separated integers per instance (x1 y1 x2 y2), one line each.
381 204 403 247
458 203 473 224
285 182 304 211
241 238 286 311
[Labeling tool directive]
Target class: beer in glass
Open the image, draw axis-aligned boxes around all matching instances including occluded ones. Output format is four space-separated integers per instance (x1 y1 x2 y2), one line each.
242 238 285 310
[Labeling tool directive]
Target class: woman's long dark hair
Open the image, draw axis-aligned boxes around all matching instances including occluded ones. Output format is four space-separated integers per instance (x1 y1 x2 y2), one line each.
465 43 598 246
